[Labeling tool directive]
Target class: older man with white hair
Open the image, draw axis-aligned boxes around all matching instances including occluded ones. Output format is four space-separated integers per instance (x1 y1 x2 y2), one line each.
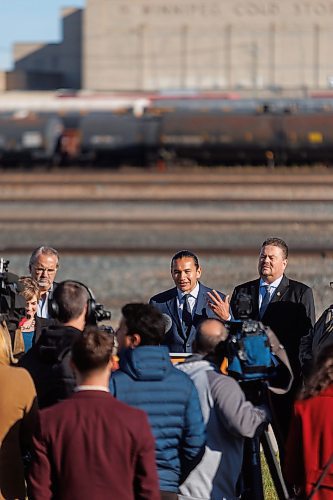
29 246 59 319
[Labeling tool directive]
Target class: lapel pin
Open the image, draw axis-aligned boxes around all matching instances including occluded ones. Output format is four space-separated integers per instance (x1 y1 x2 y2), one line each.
277 292 281 297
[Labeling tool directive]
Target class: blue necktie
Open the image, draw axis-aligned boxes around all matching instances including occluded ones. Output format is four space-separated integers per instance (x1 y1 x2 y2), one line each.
182 294 192 335
259 285 271 319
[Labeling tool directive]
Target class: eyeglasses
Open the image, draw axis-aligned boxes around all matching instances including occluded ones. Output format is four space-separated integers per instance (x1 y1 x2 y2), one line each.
33 267 57 274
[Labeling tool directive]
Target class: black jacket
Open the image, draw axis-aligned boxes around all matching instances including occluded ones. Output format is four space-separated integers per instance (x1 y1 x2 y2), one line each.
230 275 315 445
300 305 333 377
19 324 81 409
33 316 56 345
230 275 315 378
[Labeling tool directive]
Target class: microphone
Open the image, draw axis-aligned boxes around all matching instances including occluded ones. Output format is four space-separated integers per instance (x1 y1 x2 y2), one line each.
162 313 173 333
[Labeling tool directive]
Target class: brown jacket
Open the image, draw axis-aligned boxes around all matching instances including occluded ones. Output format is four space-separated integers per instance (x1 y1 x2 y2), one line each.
0 365 38 500
0 321 24 365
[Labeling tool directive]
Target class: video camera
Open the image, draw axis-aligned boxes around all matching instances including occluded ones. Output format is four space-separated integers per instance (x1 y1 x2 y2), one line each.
93 303 112 324
91 305 114 336
87 292 114 335
91 305 115 348
226 291 278 384
0 258 26 325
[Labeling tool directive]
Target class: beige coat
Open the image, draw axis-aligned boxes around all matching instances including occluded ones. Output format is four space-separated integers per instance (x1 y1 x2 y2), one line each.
0 321 24 365
0 365 37 499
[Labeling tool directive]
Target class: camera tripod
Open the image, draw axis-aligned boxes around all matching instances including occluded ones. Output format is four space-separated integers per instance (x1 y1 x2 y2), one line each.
241 426 290 500
240 381 290 500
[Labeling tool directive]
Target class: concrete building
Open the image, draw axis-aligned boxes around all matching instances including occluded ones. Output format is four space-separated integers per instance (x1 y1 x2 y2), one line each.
2 0 333 93
84 0 333 92
1 7 82 91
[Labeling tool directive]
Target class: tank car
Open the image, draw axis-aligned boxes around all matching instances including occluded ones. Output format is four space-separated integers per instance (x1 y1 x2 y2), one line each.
148 100 277 165
146 98 333 165
79 110 147 166
278 101 333 164
0 111 63 165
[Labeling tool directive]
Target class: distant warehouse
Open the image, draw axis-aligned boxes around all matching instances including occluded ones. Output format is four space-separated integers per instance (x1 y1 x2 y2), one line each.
2 0 333 93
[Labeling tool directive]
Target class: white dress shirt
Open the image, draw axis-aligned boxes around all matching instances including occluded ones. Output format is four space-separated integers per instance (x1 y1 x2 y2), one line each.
37 284 55 319
258 275 283 309
177 282 200 320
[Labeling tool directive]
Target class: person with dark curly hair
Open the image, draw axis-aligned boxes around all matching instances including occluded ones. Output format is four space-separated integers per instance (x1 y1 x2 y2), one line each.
284 345 333 499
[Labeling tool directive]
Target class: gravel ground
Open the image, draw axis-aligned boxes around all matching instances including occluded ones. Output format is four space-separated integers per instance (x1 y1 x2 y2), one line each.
2 169 332 326
7 252 333 327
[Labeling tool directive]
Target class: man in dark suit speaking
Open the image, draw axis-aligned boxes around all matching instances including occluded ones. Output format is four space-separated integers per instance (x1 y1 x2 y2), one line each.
149 250 230 353
230 237 315 451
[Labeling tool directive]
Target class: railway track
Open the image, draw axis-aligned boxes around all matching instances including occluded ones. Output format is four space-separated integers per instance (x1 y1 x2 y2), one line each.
0 170 333 203
0 169 332 253
1 169 333 182
1 169 333 184
0 203 332 223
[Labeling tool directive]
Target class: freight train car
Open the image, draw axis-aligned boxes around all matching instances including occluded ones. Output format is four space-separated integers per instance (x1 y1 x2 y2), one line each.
0 111 63 165
151 103 274 165
79 111 144 165
279 107 333 164
1 98 333 167
146 98 333 165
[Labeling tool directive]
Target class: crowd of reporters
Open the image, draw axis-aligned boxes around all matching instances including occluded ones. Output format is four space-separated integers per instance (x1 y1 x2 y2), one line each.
0 241 332 500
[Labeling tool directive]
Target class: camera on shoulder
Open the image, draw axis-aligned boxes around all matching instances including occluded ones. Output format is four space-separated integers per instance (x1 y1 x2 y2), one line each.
0 258 26 326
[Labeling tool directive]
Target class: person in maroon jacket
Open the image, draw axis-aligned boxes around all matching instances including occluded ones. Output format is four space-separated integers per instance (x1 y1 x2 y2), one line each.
28 326 160 500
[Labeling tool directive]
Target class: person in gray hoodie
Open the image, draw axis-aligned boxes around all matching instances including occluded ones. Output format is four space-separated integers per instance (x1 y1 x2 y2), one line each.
177 318 269 500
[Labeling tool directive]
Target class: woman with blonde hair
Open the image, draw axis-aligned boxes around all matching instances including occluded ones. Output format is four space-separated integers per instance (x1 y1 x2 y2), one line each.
19 276 41 352
0 321 38 499
284 345 333 499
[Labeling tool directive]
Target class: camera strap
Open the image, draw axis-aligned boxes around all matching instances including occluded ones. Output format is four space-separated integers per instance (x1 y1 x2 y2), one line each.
264 325 294 395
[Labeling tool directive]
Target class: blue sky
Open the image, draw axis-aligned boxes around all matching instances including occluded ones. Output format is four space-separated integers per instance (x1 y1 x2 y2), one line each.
0 0 85 70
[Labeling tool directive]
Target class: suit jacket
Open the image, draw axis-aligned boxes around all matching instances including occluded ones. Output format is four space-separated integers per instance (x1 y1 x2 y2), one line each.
230 275 315 379
28 390 160 500
284 385 333 499
231 275 315 445
300 306 333 378
150 282 225 352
